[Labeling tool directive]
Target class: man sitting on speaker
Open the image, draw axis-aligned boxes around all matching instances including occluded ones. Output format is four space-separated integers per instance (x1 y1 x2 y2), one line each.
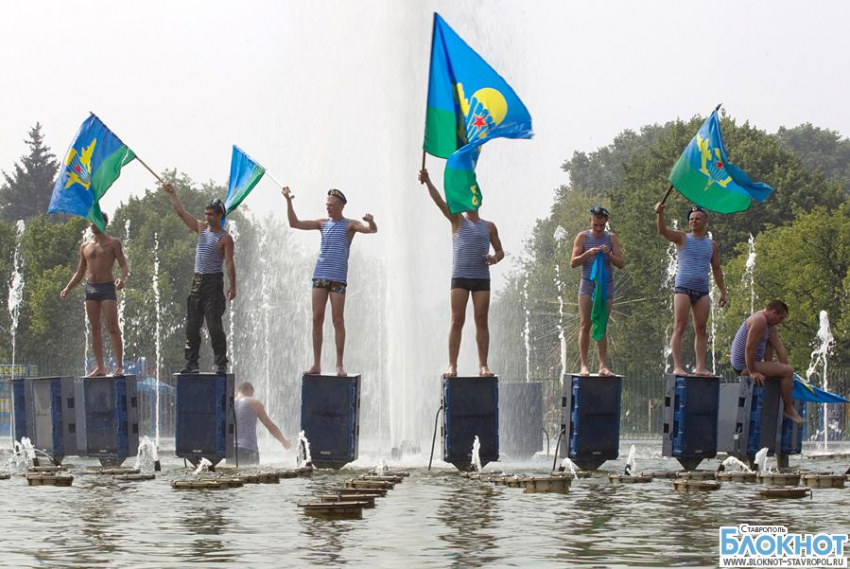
730 300 805 425
234 381 291 465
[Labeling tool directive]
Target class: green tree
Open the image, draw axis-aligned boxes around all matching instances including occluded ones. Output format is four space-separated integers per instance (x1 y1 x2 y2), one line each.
0 124 59 222
776 123 850 193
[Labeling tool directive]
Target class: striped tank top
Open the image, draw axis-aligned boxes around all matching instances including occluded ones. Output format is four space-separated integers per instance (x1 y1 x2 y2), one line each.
581 230 614 283
730 318 772 372
674 233 714 292
234 397 258 451
312 217 350 283
452 216 491 280
194 226 227 274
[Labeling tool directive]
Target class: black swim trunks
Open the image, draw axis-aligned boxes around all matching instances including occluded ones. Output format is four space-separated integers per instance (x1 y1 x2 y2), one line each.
674 286 708 304
451 278 491 292
85 281 117 302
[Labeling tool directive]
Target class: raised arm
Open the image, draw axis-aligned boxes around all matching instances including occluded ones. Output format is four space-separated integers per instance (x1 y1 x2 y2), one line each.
253 400 291 449
654 202 684 245
710 241 727 307
222 234 236 300
162 182 202 233
351 213 378 235
60 244 87 300
608 233 625 270
485 221 505 265
281 186 322 230
115 240 129 290
418 168 459 226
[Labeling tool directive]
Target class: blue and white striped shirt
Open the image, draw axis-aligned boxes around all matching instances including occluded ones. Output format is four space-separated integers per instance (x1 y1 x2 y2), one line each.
581 230 614 283
194 226 227 274
312 218 350 283
452 216 491 280
674 233 714 293
730 318 772 372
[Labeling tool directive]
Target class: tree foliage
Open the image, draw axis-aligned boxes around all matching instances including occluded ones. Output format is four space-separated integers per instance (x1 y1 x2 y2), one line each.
0 124 59 222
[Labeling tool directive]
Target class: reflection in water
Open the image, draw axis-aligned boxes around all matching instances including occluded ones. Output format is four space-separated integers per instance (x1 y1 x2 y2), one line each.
177 493 237 565
437 480 503 567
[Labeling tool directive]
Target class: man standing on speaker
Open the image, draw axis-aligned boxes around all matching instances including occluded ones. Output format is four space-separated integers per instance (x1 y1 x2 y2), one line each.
162 182 236 374
60 213 129 377
418 168 504 378
234 381 291 465
281 186 377 377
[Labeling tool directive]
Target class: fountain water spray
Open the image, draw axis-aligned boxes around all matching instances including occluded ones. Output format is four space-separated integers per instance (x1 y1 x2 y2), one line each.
720 456 753 473
153 232 162 445
193 457 212 475
375 457 387 475
522 274 531 381
754 447 770 473
553 226 568 377
134 436 161 472
118 219 131 340
806 310 835 450
742 234 756 314
624 444 636 476
471 435 482 472
7 220 26 374
661 221 679 371
226 220 239 371
81 226 94 373
559 457 579 479
707 231 717 375
297 430 313 468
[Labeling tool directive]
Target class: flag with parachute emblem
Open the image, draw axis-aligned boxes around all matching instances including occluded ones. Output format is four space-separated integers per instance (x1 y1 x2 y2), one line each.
669 108 774 214
224 145 265 217
423 13 532 214
48 114 136 231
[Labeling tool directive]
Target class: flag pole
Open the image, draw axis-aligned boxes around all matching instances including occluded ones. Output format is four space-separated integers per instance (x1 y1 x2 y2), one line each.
420 13 437 182
660 184 674 205
264 169 294 199
134 154 163 184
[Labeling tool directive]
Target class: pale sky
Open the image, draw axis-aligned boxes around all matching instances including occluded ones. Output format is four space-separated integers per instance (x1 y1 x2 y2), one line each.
2 0 849 281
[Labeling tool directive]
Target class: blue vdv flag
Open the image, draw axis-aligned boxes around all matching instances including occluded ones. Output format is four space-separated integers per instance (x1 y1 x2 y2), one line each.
669 108 775 214
793 374 849 404
224 145 265 217
424 12 533 213
47 114 136 230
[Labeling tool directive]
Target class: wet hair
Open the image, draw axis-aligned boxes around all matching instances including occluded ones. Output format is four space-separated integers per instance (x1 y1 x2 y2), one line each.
206 198 226 217
766 300 789 314
102 212 109 226
236 381 254 396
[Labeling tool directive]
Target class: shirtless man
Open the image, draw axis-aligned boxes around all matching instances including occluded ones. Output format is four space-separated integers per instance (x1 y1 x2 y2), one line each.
282 186 377 376
418 168 504 378
60 213 129 377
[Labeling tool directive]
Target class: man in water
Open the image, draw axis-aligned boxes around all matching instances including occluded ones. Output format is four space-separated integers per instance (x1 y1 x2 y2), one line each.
570 206 624 376
60 213 129 377
162 182 236 374
418 168 504 378
730 300 805 425
282 186 377 376
234 381 291 465
655 202 727 376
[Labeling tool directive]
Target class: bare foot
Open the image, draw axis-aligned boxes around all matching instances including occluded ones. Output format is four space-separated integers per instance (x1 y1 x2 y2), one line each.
336 365 347 377
673 367 688 377
112 367 124 377
598 366 612 376
785 408 806 425
442 365 458 379
480 366 494 377
86 367 107 378
304 365 321 375
695 368 713 377
579 365 590 376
